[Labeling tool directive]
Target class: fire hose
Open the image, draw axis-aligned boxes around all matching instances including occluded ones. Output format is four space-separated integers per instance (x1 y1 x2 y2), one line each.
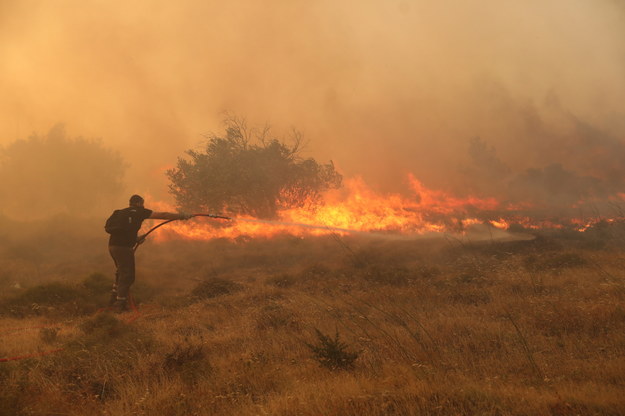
133 213 232 251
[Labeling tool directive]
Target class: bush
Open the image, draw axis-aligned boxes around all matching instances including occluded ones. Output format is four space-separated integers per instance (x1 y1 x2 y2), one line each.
305 328 359 370
0 282 83 317
0 273 113 317
167 116 342 219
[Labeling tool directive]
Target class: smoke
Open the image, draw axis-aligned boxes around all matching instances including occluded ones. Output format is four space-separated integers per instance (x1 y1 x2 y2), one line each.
0 0 624 210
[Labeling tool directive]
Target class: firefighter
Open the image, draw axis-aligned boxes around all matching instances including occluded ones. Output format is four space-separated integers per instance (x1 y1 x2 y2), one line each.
105 194 191 312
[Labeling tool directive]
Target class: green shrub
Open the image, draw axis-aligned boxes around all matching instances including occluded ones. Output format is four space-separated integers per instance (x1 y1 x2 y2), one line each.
0 273 115 318
0 282 83 317
305 328 359 370
14 282 78 304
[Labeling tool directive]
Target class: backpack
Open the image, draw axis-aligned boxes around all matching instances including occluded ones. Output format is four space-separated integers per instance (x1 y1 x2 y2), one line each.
104 209 134 234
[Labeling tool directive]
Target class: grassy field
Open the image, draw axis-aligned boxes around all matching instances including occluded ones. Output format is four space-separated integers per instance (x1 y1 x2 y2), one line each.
1 217 624 415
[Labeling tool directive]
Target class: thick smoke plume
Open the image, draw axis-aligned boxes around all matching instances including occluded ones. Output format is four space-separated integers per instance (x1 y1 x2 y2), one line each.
1 0 624 217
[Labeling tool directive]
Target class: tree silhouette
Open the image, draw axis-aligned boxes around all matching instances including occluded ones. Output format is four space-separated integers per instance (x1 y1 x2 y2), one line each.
0 124 126 218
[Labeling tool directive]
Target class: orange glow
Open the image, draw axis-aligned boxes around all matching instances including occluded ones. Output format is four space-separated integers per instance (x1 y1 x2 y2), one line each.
143 174 625 241
144 174 620 242
141 175 614 240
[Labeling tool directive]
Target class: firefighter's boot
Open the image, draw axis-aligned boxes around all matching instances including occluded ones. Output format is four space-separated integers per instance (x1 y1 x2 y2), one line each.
112 298 128 313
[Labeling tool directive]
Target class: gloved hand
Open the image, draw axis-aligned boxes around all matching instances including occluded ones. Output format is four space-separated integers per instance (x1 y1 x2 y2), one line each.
178 212 194 220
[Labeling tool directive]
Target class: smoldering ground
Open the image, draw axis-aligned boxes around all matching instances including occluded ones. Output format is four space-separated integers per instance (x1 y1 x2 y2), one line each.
1 0 624 216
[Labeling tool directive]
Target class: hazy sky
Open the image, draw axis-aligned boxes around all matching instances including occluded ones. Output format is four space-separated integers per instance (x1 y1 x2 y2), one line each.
1 0 624 201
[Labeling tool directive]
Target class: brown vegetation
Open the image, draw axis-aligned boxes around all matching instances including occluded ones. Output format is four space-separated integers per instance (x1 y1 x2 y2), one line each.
1 220 625 415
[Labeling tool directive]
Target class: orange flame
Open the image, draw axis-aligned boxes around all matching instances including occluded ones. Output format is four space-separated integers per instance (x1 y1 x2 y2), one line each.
142 174 622 241
144 175 517 241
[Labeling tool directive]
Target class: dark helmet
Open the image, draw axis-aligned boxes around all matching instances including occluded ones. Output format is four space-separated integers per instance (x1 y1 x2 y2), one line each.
129 194 144 206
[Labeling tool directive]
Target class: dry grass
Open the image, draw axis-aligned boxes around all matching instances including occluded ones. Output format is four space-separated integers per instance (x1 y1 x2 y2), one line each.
1 220 625 415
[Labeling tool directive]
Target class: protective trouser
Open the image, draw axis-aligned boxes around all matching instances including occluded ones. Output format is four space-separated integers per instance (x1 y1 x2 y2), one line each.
108 246 136 301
